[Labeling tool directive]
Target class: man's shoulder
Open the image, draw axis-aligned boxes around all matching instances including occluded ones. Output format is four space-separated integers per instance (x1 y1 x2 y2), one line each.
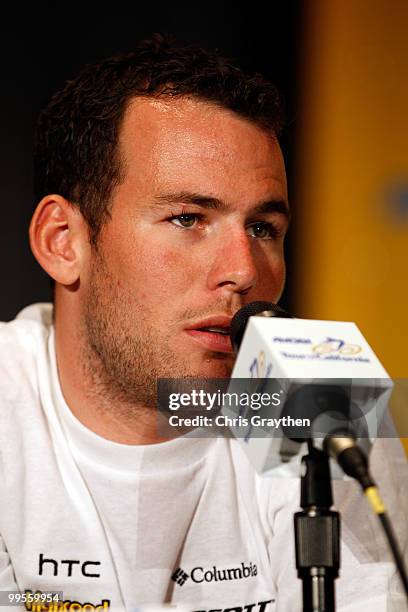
0 302 52 341
5 302 53 326
0 303 53 399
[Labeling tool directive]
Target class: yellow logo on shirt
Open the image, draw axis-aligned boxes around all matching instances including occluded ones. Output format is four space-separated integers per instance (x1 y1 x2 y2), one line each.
24 591 110 611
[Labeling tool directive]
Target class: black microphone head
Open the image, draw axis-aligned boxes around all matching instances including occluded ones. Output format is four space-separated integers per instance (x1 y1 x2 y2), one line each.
230 301 292 353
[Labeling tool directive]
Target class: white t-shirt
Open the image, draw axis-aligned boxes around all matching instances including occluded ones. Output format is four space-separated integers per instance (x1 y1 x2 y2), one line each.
0 304 406 611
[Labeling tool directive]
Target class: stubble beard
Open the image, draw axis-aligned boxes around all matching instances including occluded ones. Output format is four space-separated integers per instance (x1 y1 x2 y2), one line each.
81 253 180 417
80 250 233 423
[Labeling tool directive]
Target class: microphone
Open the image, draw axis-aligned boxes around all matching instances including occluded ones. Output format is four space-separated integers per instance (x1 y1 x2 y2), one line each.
227 302 408 601
227 301 392 482
230 301 292 352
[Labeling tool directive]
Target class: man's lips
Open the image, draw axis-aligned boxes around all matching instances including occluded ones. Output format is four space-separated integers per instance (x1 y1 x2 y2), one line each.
185 330 233 353
184 315 234 354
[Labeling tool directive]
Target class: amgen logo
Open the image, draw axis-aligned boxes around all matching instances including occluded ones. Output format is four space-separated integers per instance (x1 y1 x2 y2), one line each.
273 337 312 344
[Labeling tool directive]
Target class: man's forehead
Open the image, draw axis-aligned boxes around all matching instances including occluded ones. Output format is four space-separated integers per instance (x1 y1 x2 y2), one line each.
116 96 288 211
120 95 281 161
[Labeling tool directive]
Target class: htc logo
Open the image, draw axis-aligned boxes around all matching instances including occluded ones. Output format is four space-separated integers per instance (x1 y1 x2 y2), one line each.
38 553 101 578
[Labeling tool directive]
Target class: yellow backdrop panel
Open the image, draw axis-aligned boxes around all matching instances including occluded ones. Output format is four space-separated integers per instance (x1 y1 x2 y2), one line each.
294 0 408 450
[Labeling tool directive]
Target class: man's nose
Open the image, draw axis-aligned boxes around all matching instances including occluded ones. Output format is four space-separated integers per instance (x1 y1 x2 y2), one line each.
206 228 258 294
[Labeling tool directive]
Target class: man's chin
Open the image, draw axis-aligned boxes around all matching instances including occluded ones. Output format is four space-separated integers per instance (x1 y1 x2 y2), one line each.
158 352 234 380
196 354 234 379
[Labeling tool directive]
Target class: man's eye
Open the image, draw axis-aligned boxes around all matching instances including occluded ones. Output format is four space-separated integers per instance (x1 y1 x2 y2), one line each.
247 222 280 240
170 213 201 228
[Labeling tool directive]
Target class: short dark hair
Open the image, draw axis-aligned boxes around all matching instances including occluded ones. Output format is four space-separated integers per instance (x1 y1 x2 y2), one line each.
34 34 284 245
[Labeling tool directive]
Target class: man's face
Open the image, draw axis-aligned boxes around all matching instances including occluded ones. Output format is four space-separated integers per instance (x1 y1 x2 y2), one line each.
81 97 289 406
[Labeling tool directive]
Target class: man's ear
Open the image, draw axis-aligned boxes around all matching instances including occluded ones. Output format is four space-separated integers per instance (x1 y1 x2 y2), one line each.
29 195 89 285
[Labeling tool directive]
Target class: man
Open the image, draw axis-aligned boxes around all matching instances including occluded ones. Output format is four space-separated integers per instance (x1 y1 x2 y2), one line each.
0 35 406 611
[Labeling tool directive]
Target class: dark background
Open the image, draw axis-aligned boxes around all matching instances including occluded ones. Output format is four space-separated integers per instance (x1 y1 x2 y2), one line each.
0 5 302 321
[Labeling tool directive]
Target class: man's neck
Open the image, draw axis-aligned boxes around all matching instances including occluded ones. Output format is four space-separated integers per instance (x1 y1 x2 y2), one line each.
54 311 171 446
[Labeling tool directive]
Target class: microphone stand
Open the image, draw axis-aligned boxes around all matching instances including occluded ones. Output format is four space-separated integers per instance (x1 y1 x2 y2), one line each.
294 443 340 612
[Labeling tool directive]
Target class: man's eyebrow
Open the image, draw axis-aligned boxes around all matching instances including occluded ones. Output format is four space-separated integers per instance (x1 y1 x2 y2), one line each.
252 199 291 221
153 192 229 211
153 191 291 219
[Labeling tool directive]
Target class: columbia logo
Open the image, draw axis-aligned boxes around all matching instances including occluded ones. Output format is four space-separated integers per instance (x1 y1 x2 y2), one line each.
171 567 189 586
